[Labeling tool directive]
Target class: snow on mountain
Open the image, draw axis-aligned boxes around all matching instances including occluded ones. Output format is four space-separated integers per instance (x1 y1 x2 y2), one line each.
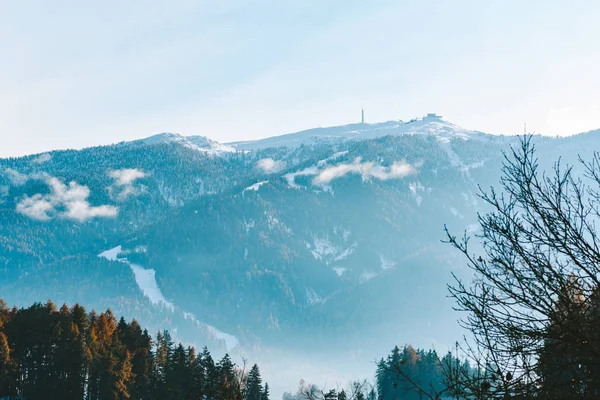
228 114 481 150
98 246 175 311
99 246 239 349
129 264 175 311
140 133 237 155
242 180 269 195
98 245 122 261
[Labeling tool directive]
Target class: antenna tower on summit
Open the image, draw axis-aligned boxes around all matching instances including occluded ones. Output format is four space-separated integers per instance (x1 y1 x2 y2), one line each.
361 107 365 124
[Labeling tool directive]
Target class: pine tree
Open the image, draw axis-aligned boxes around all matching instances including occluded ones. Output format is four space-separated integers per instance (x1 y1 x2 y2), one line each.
246 364 263 400
119 320 153 400
187 346 204 400
0 331 15 399
167 344 190 399
260 382 270 400
54 303 87 400
217 354 238 400
200 346 218 400
375 358 387 400
71 304 90 400
154 330 174 399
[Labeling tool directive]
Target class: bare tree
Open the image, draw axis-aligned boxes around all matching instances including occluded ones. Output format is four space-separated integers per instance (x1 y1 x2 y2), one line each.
384 136 600 399
443 135 600 398
295 379 374 400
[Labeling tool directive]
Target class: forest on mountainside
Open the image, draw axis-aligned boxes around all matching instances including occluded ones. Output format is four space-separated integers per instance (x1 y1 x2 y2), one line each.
0 300 269 400
0 133 510 351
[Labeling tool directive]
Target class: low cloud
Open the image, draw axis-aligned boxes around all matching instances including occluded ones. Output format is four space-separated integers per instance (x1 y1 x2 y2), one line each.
256 158 286 174
32 153 52 164
109 168 147 186
16 176 118 222
5 168 28 186
108 168 147 200
312 157 417 185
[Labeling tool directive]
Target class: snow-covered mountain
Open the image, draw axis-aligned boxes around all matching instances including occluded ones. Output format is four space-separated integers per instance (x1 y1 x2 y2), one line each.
228 113 482 150
2 115 600 396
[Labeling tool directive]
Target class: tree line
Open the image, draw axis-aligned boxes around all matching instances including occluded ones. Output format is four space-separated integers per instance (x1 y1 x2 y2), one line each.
282 345 464 400
0 299 269 400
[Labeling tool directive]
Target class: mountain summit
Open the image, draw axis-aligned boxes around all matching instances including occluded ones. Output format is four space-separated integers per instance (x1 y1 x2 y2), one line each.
228 113 481 150
139 132 237 155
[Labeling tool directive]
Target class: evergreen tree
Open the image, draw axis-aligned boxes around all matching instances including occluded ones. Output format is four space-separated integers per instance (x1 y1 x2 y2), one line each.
260 382 270 400
375 358 387 400
246 364 263 400
0 299 269 400
0 330 15 399
200 346 218 400
186 346 203 400
217 354 238 400
167 344 190 399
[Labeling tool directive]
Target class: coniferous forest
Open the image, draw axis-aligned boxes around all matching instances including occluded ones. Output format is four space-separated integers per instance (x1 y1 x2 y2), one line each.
0 298 465 400
0 300 269 400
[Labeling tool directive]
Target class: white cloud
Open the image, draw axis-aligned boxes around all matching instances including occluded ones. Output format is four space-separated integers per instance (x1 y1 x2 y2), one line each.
108 168 147 200
16 194 55 221
32 153 52 164
5 168 28 186
109 168 147 186
16 175 118 222
312 157 417 185
256 158 286 174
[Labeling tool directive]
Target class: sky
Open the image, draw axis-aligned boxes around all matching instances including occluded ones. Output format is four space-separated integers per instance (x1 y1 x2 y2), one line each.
1 0 600 157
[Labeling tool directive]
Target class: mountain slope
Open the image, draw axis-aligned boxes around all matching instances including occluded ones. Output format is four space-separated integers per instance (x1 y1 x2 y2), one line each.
3 117 600 394
228 114 483 150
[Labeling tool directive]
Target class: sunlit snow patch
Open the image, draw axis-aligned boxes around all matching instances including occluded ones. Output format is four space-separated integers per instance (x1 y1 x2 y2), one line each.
129 264 175 311
359 271 378 283
242 181 268 196
305 287 324 305
310 237 338 261
98 245 122 261
98 246 174 311
379 254 395 270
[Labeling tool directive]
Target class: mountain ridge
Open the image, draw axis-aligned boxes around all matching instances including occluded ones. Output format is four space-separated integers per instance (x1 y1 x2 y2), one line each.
0 114 492 161
4 115 600 397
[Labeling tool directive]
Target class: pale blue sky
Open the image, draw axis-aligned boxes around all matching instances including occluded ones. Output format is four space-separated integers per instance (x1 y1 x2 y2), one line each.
2 0 600 157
